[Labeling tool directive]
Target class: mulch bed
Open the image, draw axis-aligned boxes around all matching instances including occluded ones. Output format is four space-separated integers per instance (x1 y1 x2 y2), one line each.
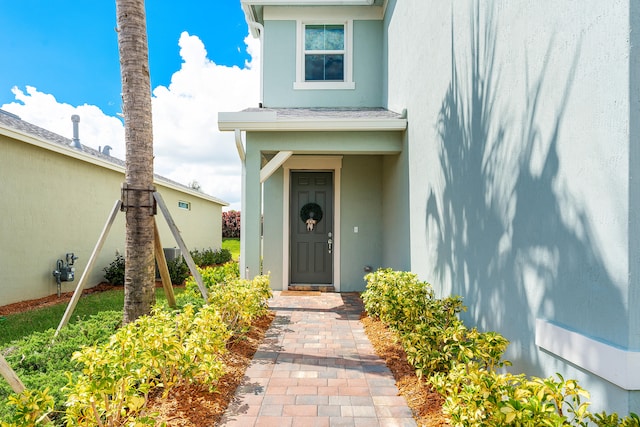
361 314 450 426
146 312 275 426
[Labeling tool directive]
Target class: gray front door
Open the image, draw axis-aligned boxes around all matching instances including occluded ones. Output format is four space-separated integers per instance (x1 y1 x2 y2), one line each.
290 171 333 284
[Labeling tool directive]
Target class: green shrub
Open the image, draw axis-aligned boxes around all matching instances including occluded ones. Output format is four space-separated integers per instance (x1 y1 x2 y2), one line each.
403 321 510 378
176 262 240 309
166 257 190 285
0 311 122 423
363 268 638 426
189 247 232 267
64 305 231 425
2 266 271 426
103 248 231 286
1 388 55 427
362 268 465 333
362 268 508 378
102 253 125 286
205 274 272 335
590 412 640 427
430 365 591 427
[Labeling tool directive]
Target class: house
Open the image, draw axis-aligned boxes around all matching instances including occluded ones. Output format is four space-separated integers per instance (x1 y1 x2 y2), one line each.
219 0 640 415
0 109 227 306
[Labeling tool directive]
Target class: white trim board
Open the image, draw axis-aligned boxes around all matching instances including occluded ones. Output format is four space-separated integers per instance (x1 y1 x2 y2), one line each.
282 156 342 291
264 5 383 21
535 319 640 390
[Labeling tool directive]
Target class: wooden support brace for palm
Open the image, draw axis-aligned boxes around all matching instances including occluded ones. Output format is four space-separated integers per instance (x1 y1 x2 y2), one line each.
153 192 208 300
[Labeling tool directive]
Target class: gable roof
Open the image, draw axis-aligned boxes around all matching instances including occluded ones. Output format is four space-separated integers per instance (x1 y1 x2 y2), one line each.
0 109 228 206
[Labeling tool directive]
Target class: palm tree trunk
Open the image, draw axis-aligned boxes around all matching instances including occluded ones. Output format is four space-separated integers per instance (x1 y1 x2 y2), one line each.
115 0 156 323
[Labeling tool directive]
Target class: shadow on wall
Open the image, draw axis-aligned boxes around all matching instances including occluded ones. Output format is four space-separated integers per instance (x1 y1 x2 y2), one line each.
425 0 627 382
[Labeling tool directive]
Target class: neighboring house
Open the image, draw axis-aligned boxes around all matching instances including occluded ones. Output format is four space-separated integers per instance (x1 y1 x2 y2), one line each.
1 109 227 306
219 0 640 415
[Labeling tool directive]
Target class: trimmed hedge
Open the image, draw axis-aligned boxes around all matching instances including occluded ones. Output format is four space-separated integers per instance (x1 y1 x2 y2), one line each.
362 268 639 427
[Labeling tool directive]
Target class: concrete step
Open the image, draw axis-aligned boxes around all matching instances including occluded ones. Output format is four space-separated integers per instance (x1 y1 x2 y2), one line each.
287 284 335 292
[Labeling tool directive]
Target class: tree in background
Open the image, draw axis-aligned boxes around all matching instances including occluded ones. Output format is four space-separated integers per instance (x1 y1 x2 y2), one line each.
222 210 241 238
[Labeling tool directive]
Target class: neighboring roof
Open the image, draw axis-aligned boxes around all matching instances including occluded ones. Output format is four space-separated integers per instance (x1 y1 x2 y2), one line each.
0 109 228 206
218 107 407 132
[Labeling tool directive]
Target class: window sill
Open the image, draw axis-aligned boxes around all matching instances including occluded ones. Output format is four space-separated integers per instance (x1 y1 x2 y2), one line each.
293 81 356 90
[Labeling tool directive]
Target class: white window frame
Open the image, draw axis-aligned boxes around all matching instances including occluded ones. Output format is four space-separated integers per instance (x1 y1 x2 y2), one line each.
294 19 355 90
177 200 191 210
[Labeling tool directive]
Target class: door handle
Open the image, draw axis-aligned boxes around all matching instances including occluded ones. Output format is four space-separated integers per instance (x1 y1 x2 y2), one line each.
328 238 333 254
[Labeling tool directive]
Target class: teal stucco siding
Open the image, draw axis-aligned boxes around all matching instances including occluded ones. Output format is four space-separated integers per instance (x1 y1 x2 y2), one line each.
263 20 383 108
383 0 638 414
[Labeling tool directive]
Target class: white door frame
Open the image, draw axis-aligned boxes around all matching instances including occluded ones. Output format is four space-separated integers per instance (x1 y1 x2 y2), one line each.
282 155 342 291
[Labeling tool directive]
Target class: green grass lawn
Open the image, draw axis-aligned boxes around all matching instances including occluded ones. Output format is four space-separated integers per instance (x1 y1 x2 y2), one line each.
223 237 240 261
1 242 241 347
0 287 182 346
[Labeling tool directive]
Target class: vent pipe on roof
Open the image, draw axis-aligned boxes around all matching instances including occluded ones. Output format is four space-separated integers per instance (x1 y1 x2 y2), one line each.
71 115 82 149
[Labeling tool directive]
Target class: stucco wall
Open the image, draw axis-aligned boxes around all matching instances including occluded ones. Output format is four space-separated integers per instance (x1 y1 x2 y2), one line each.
339 156 383 291
381 151 410 272
384 0 636 414
263 167 285 289
263 19 383 108
0 134 224 306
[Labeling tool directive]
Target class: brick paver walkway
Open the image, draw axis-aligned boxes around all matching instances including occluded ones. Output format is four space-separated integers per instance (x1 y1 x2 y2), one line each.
219 291 417 427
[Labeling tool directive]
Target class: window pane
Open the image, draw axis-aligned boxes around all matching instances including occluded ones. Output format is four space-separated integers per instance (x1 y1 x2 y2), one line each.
305 24 344 50
305 25 325 50
324 54 344 80
324 25 344 50
305 54 344 81
305 54 325 80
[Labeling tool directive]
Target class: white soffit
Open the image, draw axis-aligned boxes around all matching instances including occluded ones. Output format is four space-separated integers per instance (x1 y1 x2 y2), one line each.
264 5 383 20
242 0 374 5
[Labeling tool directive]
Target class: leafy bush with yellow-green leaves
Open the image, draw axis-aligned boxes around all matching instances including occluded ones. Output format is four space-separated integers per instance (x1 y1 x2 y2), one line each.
362 268 639 427
362 269 509 375
62 303 231 426
1 263 271 426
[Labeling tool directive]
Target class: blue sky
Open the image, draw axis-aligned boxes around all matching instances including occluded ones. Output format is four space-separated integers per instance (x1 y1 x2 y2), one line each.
0 0 260 209
0 0 251 116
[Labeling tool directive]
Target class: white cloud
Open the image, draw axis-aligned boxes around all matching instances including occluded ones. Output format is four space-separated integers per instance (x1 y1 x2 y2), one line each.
1 32 260 211
151 32 260 209
3 86 126 156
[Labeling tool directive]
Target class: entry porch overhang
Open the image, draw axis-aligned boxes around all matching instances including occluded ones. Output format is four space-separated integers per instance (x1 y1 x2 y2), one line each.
217 107 406 287
218 107 407 133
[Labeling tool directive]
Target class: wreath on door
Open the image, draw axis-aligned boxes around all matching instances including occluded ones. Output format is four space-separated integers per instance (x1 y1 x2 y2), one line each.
300 202 323 231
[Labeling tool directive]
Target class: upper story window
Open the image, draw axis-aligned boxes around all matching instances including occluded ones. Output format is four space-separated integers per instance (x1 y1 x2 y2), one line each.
304 24 344 81
295 20 355 90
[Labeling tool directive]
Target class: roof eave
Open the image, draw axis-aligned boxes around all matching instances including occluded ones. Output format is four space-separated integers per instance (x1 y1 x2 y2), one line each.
218 116 407 132
241 0 378 35
241 0 373 6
